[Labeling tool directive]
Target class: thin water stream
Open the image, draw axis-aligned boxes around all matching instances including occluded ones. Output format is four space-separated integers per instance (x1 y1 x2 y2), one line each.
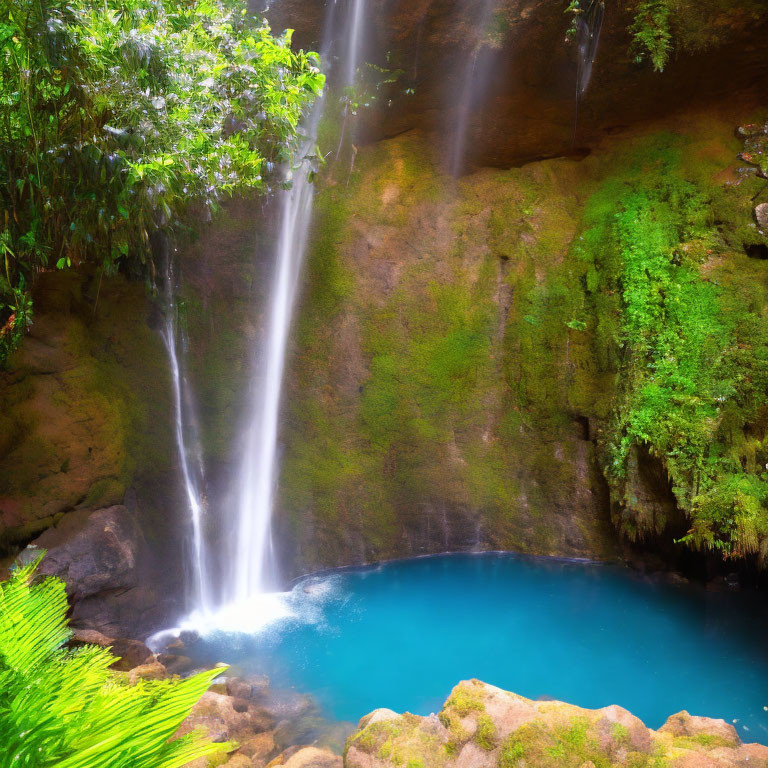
160 250 211 615
449 0 501 176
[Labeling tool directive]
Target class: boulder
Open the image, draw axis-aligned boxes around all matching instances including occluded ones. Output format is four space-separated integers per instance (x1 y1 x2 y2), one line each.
345 681 767 768
31 505 159 637
238 731 276 762
69 627 114 647
178 691 255 744
109 638 154 671
756 203 768 230
659 711 740 746
281 747 341 768
127 660 169 683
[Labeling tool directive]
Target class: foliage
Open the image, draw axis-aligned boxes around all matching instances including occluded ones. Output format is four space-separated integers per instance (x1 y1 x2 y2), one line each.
576 134 768 556
0 0 323 364
0 556 226 767
566 0 765 72
628 0 672 71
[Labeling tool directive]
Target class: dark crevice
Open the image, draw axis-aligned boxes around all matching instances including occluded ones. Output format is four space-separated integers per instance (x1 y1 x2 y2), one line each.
745 243 768 259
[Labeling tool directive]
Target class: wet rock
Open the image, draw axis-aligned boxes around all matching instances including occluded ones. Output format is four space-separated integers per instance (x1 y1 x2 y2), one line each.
29 505 166 637
69 627 114 647
178 691 255 744
248 705 277 734
127 660 168 683
35 506 140 599
227 678 257 701
265 691 315 721
158 653 196 676
109 638 154 671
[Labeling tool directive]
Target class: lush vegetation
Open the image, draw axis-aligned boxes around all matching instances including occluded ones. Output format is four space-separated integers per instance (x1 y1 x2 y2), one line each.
566 0 765 71
0 0 323 365
0 556 224 767
576 133 768 556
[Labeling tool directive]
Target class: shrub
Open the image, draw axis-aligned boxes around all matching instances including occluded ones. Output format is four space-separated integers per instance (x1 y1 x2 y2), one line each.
0 0 324 364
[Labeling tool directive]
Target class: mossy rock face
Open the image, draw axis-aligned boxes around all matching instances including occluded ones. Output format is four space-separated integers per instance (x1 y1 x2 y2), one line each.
573 111 768 558
0 270 173 552
276 99 768 573
345 680 767 768
276 131 618 574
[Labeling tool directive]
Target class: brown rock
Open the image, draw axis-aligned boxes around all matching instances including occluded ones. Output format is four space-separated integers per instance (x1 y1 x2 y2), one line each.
346 681 764 768
659 711 740 746
596 704 652 753
158 653 195 675
178 691 253 743
238 731 276 762
32 506 154 637
227 678 255 701
248 705 276 734
225 756 253 768
109 638 153 671
756 203 768 230
70 627 114 647
127 660 168 684
282 747 341 768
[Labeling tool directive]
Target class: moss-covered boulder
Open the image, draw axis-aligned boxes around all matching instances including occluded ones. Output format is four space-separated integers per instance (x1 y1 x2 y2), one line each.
345 680 768 768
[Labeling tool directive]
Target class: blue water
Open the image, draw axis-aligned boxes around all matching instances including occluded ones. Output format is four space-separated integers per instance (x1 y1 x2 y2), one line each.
183 553 768 742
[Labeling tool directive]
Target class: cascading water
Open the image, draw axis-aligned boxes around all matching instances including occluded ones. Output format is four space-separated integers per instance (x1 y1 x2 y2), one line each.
448 0 500 177
575 0 604 96
211 0 367 626
573 0 605 141
159 248 211 615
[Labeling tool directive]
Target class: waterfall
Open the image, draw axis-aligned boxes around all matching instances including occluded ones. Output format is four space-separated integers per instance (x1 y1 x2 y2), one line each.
220 0 366 615
573 0 604 143
575 0 604 97
159 247 211 615
449 0 500 177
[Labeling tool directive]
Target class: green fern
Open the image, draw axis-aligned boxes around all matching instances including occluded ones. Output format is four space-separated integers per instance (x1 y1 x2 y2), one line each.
0 556 228 768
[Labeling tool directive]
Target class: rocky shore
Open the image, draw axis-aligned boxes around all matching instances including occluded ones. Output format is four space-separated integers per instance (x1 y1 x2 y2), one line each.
345 680 768 768
92 637 768 768
68 629 345 768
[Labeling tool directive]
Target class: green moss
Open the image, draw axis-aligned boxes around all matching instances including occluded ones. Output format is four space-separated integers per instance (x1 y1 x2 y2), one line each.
475 714 497 750
576 128 768 555
497 718 614 768
672 733 738 750
349 715 448 768
279 112 768 567
0 273 172 548
444 683 486 718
